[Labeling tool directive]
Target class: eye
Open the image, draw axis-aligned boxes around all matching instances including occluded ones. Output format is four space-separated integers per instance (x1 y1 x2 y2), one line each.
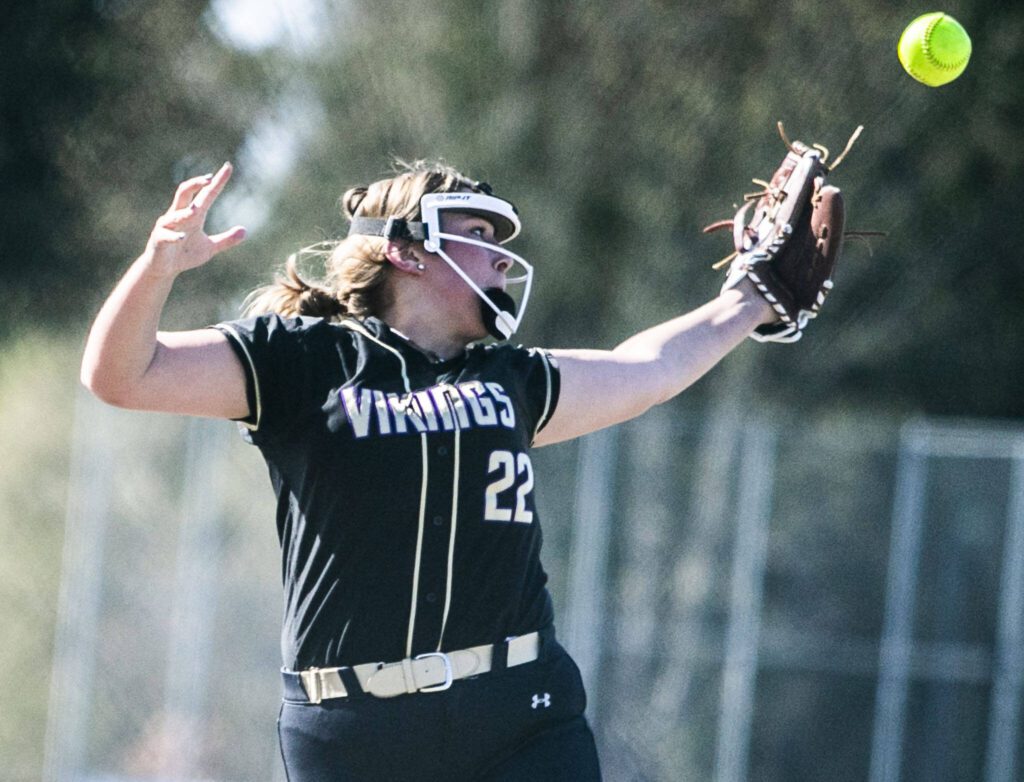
469 223 494 241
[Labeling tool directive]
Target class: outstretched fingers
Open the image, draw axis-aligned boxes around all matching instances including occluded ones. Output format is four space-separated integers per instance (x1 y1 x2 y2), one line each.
160 161 235 234
147 162 244 270
191 162 234 213
170 173 215 211
160 203 200 229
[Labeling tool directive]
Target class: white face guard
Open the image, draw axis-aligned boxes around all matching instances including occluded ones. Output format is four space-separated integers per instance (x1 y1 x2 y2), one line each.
419 192 533 340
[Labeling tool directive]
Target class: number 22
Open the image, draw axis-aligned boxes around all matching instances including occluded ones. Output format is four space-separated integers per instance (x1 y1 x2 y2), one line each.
484 450 535 524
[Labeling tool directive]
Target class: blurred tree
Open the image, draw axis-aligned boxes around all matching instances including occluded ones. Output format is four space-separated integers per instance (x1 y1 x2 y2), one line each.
240 3 1023 779
249 0 1023 417
0 0 274 338
4 1 1023 778
0 338 77 782
7 0 1018 415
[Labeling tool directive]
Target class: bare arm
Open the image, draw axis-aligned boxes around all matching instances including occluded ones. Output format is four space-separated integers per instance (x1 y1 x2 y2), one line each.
534 280 774 446
80 163 250 419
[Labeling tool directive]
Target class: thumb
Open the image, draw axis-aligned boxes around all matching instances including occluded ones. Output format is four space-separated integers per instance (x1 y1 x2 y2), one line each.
209 226 248 254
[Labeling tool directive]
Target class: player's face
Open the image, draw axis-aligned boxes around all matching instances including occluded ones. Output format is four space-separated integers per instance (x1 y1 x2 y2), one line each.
437 212 512 291
422 211 513 338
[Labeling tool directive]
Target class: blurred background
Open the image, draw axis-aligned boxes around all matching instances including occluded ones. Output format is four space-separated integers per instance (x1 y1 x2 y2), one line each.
2 0 1022 780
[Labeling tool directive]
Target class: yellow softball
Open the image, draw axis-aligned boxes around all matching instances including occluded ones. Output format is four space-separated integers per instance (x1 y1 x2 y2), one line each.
898 12 972 87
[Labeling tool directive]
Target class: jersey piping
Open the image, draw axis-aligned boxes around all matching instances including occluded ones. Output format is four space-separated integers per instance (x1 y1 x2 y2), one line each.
533 349 555 441
436 424 461 651
215 323 263 431
339 320 482 655
215 313 561 666
339 318 430 658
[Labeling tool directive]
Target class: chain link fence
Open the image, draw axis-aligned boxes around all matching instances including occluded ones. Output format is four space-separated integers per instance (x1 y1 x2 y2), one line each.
40 392 1024 781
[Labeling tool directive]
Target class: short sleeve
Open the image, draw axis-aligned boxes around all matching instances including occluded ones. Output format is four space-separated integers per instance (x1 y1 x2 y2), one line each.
210 314 334 445
520 347 561 443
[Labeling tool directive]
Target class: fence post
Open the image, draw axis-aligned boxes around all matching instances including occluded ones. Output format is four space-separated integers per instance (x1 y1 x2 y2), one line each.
870 422 930 782
984 437 1024 782
42 392 116 782
162 417 227 777
714 420 776 782
564 425 619 714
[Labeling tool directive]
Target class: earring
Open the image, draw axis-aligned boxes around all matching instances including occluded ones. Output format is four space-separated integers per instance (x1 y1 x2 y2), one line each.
416 263 425 271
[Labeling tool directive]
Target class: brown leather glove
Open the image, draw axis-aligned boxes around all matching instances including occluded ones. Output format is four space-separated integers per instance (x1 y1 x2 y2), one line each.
706 124 861 343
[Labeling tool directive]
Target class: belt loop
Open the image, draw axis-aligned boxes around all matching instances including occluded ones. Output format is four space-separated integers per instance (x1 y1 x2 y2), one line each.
492 637 511 672
305 667 323 704
539 625 555 659
338 666 364 698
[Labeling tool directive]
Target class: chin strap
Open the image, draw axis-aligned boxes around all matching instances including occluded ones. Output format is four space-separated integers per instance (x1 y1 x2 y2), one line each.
479 289 518 340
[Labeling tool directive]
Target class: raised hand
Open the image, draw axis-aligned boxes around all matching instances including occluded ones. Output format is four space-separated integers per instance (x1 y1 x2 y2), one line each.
145 162 247 277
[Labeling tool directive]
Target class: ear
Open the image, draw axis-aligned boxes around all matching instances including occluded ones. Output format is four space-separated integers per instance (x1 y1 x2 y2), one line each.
384 240 425 275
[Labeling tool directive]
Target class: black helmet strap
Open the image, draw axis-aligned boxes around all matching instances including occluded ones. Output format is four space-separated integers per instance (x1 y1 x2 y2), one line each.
347 216 429 242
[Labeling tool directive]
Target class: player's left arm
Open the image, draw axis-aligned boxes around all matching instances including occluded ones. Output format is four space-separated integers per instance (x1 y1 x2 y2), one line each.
533 278 774 447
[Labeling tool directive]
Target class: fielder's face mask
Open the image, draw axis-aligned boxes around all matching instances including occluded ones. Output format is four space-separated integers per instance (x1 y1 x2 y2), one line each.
348 189 533 340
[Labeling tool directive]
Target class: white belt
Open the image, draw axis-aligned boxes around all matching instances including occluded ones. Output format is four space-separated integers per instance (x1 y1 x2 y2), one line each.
291 632 541 702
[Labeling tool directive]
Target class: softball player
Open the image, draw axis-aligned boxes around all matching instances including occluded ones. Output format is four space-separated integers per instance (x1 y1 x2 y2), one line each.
81 160 776 781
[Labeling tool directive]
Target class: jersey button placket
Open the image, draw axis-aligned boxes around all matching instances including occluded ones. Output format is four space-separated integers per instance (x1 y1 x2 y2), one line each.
411 429 457 655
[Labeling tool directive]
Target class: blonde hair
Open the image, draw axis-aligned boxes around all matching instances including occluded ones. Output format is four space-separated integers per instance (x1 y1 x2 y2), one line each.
243 161 490 320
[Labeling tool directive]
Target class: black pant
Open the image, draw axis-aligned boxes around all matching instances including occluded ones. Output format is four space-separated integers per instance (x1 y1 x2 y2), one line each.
277 639 602 781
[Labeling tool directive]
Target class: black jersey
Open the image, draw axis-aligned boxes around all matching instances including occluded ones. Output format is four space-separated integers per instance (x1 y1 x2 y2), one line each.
213 314 561 670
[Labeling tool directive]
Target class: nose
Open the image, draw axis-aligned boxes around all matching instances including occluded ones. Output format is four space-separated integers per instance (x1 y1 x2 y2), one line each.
492 254 512 274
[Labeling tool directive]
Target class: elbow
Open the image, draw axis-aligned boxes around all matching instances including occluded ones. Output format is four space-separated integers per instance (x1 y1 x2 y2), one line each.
79 375 122 407
79 361 132 408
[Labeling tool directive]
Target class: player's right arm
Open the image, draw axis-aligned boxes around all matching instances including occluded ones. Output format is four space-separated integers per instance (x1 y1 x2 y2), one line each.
80 163 251 420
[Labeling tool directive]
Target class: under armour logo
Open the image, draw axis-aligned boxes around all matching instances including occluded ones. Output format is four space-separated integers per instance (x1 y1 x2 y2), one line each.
531 692 551 709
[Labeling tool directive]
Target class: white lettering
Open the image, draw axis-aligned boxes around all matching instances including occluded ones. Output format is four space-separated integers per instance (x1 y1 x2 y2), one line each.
429 386 455 430
341 387 374 438
459 381 497 426
484 451 515 522
446 386 472 429
514 453 535 524
344 382 516 438
372 390 392 435
413 390 440 431
485 382 515 428
484 450 535 524
387 393 427 434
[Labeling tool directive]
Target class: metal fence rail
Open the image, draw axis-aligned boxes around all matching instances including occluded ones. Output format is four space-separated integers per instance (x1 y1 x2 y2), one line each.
46 398 1024 781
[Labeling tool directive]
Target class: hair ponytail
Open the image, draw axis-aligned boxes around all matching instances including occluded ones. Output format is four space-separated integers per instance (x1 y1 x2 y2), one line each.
243 250 347 319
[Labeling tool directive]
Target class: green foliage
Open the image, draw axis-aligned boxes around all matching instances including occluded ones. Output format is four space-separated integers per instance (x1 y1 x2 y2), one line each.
4 1 1023 778
0 338 76 779
238 0 1024 417
0 0 273 338
6 0 1020 413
